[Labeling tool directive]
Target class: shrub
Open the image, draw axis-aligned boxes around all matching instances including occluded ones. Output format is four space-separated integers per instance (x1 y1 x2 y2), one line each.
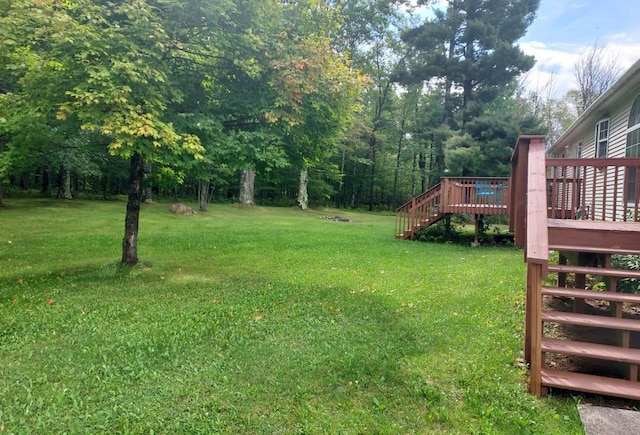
612 254 640 293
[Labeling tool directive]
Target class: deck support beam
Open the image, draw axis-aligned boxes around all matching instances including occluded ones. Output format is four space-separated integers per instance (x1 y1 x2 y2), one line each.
473 214 484 246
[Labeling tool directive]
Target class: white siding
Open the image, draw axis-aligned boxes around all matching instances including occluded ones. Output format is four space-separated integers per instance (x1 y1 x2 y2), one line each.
608 103 632 158
547 92 640 220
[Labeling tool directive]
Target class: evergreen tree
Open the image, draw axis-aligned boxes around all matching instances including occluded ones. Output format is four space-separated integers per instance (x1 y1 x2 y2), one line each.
398 0 540 179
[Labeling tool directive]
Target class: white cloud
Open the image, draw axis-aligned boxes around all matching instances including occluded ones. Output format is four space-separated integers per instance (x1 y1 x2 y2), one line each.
520 40 640 97
519 42 580 96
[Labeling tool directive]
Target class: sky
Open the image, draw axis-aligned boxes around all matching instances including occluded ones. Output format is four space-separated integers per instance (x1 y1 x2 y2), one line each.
410 0 640 97
518 1 640 96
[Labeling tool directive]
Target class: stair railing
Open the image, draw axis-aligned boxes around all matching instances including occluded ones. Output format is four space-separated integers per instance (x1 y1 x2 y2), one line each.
394 183 442 239
511 136 550 395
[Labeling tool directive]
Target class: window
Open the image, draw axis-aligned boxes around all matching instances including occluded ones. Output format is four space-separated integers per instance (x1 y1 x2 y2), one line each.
595 118 610 157
626 97 640 203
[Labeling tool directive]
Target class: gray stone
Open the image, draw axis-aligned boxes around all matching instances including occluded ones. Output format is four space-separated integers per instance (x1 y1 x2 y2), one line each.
578 404 640 435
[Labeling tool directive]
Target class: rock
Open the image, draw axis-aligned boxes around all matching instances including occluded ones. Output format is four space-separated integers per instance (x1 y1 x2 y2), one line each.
170 203 195 215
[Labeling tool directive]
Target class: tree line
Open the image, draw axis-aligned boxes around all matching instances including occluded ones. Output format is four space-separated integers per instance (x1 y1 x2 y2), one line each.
0 0 619 264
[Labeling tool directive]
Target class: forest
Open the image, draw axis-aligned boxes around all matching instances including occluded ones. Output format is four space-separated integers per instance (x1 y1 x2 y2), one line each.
1 0 616 263
0 0 547 204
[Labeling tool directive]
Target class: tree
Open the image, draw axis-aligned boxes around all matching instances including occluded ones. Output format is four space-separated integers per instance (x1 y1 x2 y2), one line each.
277 37 366 210
1 0 204 264
399 0 539 179
237 0 367 210
573 41 622 115
446 83 544 176
517 72 573 145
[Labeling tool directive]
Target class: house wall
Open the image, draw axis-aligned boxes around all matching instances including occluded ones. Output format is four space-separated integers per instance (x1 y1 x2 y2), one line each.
547 84 640 220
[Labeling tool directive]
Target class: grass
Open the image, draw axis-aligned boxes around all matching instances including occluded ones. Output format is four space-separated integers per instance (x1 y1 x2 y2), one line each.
0 199 583 434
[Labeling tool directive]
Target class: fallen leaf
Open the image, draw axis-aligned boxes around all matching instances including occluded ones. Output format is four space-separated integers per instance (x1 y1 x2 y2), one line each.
47 299 54 305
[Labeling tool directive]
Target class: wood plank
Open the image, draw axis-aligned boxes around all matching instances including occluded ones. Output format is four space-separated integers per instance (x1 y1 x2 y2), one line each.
541 338 640 364
526 138 549 264
510 140 526 240
547 219 640 255
549 244 640 255
546 157 640 167
541 369 640 400
548 219 640 232
528 263 544 395
542 311 640 332
542 286 640 304
547 264 640 279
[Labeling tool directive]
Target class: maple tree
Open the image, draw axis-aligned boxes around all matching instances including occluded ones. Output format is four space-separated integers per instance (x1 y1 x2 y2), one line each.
1 0 204 264
0 0 366 257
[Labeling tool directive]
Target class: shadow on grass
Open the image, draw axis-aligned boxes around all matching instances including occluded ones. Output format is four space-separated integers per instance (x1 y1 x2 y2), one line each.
171 278 447 431
0 261 157 298
0 267 448 432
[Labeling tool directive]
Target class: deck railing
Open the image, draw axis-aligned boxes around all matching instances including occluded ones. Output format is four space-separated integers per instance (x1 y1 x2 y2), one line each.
546 157 640 222
441 177 510 214
394 183 442 239
511 136 549 397
394 177 511 238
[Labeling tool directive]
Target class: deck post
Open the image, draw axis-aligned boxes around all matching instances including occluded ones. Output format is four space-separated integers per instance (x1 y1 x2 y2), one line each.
409 197 416 238
473 214 483 246
441 178 450 214
527 262 544 396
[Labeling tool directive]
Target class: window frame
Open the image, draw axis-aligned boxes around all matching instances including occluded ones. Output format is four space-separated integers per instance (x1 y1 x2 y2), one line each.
625 97 640 204
595 118 610 158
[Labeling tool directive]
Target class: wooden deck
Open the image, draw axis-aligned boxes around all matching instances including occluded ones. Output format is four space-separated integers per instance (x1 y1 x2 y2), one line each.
396 135 640 402
395 177 510 239
511 136 640 401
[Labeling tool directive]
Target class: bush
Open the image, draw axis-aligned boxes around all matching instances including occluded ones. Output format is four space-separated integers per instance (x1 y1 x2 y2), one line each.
416 214 513 247
612 254 640 293
416 215 468 244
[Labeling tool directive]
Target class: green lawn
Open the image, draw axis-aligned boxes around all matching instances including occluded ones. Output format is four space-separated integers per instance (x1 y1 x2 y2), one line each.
0 199 582 434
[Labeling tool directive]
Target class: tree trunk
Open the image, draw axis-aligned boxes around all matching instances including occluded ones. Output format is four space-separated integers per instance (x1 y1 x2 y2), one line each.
368 135 377 211
419 151 427 193
411 152 418 197
121 152 144 265
238 167 255 206
297 167 309 210
336 148 347 208
427 142 436 188
198 179 210 212
59 165 73 199
392 118 406 209
102 174 109 200
142 161 153 203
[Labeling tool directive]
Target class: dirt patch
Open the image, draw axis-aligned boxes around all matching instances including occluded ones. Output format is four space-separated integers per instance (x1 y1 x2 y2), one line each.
320 215 354 222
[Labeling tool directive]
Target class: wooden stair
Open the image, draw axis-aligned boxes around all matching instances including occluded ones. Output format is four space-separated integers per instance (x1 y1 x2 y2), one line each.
542 286 640 303
541 369 640 401
395 183 444 239
541 310 640 332
512 135 640 401
529 219 640 399
548 219 640 254
547 264 640 279
395 177 511 239
541 338 640 364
